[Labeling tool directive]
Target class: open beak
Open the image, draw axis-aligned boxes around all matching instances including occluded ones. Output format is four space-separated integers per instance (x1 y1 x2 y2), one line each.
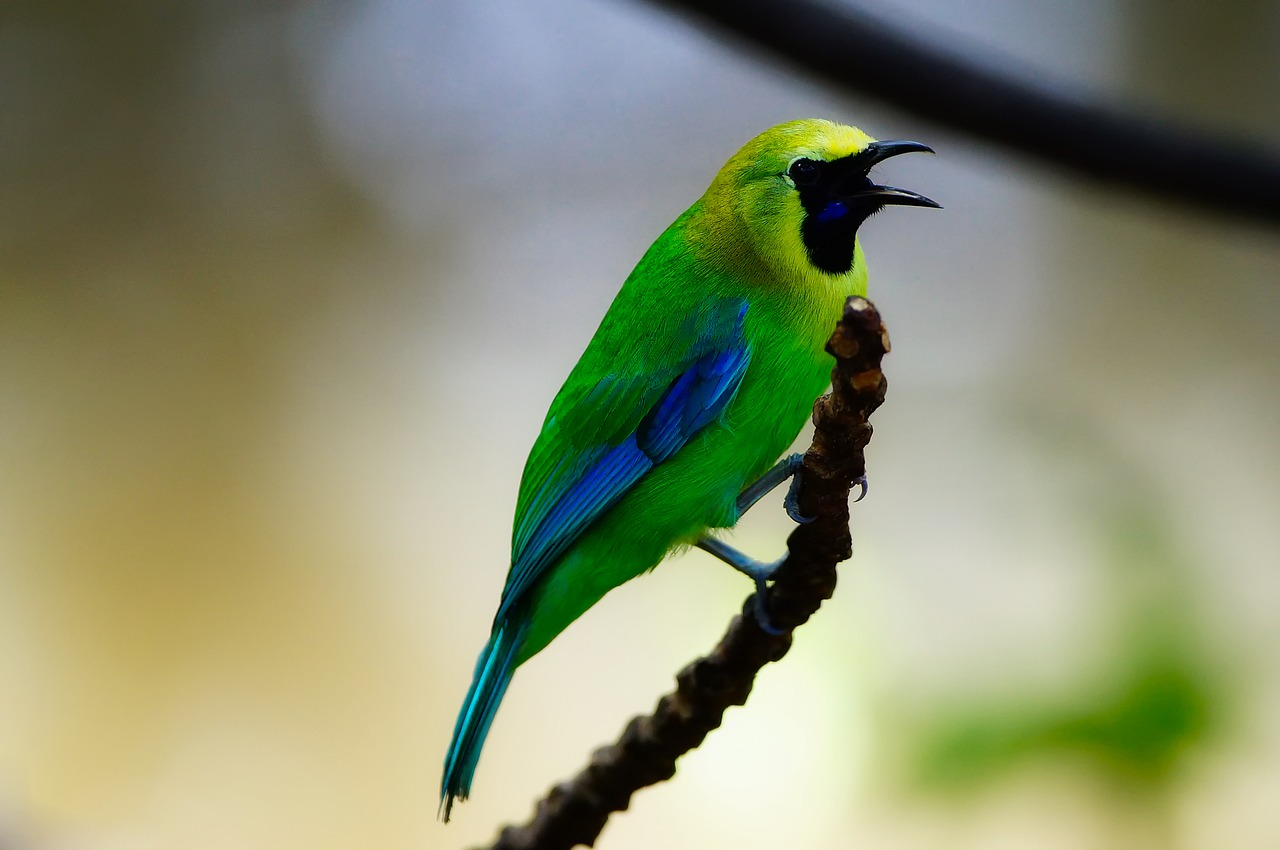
846 140 941 209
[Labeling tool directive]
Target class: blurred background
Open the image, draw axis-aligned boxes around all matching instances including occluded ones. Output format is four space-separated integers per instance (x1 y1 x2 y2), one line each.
2 0 1278 848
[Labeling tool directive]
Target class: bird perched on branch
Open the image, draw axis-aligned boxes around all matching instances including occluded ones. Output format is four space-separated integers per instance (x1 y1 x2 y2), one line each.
441 118 936 819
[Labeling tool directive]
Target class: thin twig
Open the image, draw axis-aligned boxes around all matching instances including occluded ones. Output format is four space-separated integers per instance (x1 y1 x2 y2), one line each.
644 0 1280 224
478 296 890 850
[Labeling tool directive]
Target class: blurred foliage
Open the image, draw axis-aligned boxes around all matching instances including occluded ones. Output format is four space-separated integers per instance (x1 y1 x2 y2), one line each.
911 611 1217 792
902 424 1228 798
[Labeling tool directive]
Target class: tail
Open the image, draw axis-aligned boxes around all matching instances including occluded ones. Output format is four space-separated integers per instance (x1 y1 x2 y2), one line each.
439 619 526 822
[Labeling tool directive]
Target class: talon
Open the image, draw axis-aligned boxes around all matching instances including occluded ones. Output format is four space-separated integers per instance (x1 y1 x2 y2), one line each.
784 470 816 523
853 476 868 503
752 581 786 635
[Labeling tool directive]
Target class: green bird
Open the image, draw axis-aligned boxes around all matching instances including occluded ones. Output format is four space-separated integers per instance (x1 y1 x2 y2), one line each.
441 118 937 819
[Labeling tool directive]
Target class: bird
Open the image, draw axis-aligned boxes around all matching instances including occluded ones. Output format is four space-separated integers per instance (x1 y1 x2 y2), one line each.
440 118 937 820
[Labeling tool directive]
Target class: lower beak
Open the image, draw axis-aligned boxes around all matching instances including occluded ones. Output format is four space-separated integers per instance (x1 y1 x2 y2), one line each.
857 185 942 209
852 140 941 209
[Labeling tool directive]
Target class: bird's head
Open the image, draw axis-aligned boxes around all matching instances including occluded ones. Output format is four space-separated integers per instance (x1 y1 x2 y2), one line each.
695 119 939 285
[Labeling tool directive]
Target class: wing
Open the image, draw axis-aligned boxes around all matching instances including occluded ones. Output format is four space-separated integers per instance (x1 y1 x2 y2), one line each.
494 297 750 624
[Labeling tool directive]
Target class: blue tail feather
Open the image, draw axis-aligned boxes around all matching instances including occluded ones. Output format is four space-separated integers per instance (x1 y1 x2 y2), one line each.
440 620 525 822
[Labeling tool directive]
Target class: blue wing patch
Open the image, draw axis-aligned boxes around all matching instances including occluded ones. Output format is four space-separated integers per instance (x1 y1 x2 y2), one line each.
494 301 750 623
636 346 750 462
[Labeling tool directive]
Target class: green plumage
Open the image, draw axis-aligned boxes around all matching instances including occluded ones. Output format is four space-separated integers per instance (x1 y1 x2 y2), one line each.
441 119 935 820
511 211 857 663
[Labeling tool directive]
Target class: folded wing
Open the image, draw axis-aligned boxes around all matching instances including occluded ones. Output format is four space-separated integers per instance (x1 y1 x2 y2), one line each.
496 299 751 623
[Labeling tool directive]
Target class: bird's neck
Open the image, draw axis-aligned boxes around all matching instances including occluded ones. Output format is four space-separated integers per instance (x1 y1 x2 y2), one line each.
681 200 868 306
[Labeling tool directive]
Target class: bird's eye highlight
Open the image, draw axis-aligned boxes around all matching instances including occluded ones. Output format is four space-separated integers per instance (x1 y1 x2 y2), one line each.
788 158 820 186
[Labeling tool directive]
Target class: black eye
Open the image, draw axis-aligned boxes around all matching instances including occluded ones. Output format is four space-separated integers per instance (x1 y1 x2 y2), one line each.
788 158 820 186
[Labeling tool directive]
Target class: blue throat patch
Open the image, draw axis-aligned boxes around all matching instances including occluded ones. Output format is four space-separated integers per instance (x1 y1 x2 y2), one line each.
816 201 848 223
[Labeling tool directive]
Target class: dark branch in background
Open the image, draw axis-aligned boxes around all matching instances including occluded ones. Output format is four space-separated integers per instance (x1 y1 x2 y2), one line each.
645 0 1280 225
478 297 889 850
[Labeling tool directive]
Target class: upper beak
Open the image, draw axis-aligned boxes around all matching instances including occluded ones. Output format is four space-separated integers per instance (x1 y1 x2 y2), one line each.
860 139 936 166
849 140 941 209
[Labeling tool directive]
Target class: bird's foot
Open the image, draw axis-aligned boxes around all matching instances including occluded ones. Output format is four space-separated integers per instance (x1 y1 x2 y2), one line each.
750 574 786 636
696 537 787 634
784 468 816 523
737 450 803 517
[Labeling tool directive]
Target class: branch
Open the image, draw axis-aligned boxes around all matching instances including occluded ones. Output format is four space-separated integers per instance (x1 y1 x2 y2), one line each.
479 296 890 850
644 0 1280 225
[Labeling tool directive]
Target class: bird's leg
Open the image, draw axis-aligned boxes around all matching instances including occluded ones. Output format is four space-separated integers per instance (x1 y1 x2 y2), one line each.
696 536 786 635
736 453 815 523
715 458 871 633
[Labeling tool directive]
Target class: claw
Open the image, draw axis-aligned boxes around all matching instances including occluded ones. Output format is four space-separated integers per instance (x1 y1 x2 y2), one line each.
784 471 816 524
853 476 868 503
752 580 786 635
